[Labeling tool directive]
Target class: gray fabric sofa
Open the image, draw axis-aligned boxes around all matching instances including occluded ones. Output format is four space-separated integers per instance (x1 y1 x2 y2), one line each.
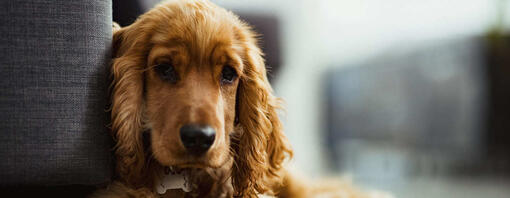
0 0 114 194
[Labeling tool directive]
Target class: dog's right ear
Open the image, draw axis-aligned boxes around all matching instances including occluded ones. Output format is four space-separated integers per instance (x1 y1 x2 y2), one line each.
110 21 147 187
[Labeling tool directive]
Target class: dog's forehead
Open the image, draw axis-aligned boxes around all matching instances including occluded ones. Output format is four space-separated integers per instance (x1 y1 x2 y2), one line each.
143 7 245 70
148 2 240 53
148 32 242 69
150 31 236 61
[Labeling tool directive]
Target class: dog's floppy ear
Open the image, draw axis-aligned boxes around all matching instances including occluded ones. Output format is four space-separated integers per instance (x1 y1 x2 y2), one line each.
232 24 293 197
110 22 147 187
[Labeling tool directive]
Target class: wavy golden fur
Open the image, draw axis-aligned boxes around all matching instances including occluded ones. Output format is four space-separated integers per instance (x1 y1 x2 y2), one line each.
106 0 291 197
93 0 392 197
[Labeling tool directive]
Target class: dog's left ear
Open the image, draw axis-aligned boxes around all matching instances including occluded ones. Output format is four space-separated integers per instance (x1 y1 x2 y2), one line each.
232 24 293 197
110 21 148 187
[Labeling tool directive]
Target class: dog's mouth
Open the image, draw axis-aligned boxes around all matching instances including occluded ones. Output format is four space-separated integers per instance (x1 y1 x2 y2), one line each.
166 166 191 174
171 162 211 169
164 151 233 170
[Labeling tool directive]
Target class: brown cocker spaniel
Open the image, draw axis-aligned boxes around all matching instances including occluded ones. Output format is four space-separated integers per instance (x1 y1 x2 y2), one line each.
93 0 388 197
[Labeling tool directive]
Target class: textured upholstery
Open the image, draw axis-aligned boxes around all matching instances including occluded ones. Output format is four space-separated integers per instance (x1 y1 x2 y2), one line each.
0 0 113 185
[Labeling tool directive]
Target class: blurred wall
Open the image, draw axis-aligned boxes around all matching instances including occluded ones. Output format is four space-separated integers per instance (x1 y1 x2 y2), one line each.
214 0 510 177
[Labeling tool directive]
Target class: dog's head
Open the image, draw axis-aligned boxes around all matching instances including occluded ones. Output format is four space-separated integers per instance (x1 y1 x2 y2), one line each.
110 0 292 196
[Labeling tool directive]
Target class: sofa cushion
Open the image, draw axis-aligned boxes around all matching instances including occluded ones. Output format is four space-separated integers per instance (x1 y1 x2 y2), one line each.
0 0 113 185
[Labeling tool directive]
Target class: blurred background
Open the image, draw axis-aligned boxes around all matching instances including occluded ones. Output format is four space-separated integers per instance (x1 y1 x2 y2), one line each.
116 0 510 197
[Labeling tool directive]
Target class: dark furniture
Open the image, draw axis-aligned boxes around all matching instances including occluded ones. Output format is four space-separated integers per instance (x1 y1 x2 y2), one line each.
0 0 114 196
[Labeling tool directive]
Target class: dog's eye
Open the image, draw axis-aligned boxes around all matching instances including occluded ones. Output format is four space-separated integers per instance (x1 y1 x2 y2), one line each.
221 66 237 84
155 63 179 83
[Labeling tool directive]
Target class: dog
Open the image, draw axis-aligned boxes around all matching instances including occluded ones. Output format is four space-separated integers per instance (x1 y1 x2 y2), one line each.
93 0 392 197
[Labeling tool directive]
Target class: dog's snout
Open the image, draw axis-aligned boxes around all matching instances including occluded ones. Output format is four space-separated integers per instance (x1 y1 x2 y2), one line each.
179 124 216 155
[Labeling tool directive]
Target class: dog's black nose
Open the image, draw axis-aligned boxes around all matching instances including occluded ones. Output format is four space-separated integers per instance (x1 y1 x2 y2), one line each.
179 124 215 155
